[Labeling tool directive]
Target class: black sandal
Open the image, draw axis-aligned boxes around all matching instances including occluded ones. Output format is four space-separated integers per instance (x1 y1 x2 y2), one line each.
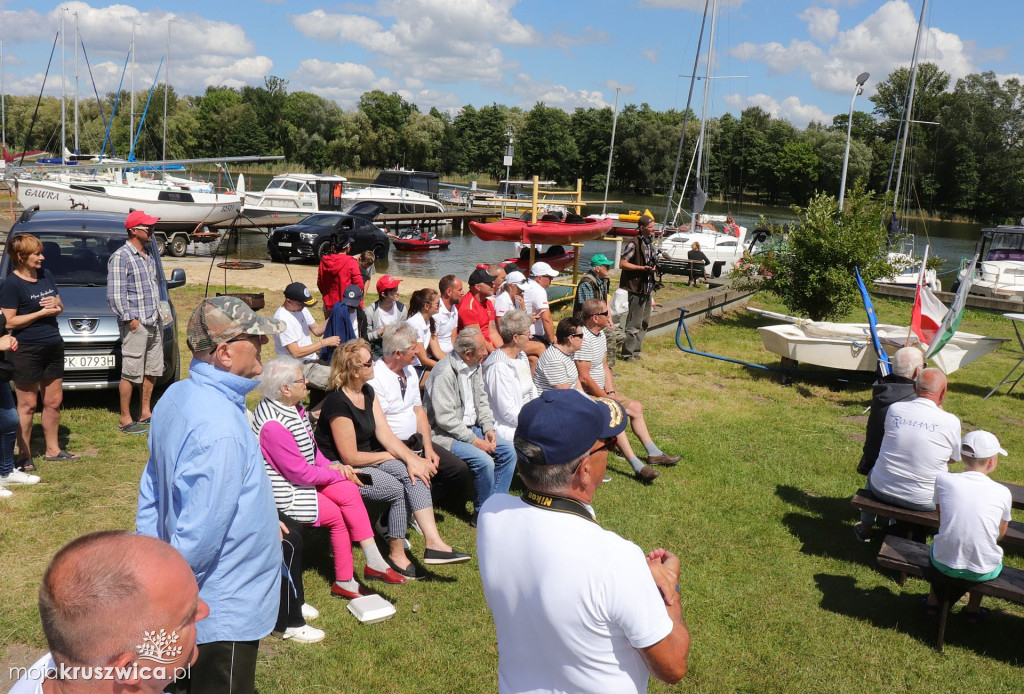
16 458 36 472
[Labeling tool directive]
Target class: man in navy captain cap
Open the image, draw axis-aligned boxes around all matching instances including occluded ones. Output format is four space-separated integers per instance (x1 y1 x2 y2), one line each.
476 390 690 693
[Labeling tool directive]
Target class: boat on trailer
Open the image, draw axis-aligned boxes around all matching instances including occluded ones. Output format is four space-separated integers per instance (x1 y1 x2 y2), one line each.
751 309 1005 375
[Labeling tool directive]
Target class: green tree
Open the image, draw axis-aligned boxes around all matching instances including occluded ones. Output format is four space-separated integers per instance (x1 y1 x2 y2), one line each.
517 102 578 183
757 186 896 321
357 90 418 165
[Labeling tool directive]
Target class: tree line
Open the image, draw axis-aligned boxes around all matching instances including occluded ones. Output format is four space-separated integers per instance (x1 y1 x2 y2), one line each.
3 64 1021 221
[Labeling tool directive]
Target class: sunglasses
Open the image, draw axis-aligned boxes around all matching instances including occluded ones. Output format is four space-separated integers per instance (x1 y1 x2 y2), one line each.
292 376 308 385
226 334 260 345
572 332 585 339
588 438 617 456
360 359 374 368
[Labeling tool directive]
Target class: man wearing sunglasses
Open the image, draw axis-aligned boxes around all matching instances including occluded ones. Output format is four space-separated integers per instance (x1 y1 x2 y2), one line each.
137 297 286 694
478 390 690 692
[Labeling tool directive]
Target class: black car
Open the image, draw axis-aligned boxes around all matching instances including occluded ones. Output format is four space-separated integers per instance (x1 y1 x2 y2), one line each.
267 201 391 263
1 207 186 390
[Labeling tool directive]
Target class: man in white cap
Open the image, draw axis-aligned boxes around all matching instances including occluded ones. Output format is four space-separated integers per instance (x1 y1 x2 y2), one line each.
272 281 340 390
923 430 1012 624
525 261 558 345
137 296 286 694
478 390 689 692
108 209 163 434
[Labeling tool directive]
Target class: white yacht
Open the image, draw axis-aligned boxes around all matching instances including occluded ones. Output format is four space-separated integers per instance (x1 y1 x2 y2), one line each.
657 222 751 278
238 173 348 218
954 221 1024 301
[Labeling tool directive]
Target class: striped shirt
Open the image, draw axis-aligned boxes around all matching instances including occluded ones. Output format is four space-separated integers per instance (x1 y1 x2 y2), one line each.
574 327 607 390
106 241 161 325
251 398 319 523
534 345 580 392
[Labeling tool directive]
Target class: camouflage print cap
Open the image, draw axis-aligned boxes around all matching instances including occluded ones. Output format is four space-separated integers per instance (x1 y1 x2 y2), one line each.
186 296 286 351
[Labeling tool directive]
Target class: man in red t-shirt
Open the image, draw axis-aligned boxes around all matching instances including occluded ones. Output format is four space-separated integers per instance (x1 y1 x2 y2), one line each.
316 234 364 314
458 267 501 353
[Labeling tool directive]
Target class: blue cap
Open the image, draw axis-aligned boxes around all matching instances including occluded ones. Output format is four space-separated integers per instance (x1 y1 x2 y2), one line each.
515 390 627 464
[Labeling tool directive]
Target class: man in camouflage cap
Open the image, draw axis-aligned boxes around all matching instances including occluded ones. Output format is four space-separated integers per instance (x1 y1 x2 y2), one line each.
137 296 285 694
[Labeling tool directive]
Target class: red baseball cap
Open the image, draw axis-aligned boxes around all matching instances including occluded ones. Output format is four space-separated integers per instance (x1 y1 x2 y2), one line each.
376 275 401 294
125 210 159 230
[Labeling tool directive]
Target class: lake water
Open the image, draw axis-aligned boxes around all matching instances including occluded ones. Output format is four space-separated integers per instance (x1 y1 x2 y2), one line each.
219 175 983 284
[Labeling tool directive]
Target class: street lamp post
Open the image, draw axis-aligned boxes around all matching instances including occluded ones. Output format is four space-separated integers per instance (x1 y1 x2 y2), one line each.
501 127 514 218
838 71 870 212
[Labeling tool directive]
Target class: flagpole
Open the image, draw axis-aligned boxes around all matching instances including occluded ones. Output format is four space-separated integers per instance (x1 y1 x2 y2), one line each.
906 245 929 346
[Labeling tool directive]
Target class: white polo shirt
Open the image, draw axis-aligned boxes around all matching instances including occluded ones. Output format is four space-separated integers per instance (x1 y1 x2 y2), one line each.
368 359 420 440
869 397 961 507
523 279 550 337
435 300 459 354
478 494 673 693
931 471 1012 574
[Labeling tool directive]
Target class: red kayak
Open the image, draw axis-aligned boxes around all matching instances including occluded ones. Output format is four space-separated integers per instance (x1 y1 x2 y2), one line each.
503 245 576 272
393 237 450 251
470 216 614 245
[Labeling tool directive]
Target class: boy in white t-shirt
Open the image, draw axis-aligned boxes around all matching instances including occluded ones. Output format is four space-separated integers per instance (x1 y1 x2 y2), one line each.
272 282 340 389
924 430 1012 624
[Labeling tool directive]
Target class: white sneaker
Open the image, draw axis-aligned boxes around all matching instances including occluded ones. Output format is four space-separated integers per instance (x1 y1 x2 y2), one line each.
409 518 423 535
0 486 12 498
374 515 411 550
301 603 320 621
279 624 325 643
1 469 40 485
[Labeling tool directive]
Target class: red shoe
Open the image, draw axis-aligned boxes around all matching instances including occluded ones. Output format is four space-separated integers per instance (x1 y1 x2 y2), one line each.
331 582 375 600
364 565 408 584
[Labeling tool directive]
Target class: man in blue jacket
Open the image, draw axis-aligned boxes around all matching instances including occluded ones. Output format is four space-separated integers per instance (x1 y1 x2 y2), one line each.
137 296 285 694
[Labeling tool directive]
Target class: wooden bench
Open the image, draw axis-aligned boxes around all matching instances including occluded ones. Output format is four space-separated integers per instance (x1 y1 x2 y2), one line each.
1000 480 1024 510
658 259 707 285
877 535 1024 651
851 488 1024 584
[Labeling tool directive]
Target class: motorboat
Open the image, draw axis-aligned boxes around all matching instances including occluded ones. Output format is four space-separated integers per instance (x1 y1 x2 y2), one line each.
751 309 1005 375
657 222 750 278
239 173 348 218
954 221 1024 301
470 215 613 245
392 227 450 251
341 169 446 228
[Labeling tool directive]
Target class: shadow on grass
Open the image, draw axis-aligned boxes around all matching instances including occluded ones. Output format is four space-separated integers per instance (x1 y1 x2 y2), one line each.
776 484 887 570
814 573 1024 664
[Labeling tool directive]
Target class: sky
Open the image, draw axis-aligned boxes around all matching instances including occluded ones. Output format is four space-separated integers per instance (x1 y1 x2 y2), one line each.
0 0 1021 130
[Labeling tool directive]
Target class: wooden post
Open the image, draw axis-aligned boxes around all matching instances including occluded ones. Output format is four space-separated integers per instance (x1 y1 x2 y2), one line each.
570 242 583 283
530 176 539 224
574 179 583 215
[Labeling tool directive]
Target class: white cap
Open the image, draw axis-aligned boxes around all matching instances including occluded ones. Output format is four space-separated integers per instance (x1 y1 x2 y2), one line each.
505 271 527 286
961 430 1008 459
530 261 559 278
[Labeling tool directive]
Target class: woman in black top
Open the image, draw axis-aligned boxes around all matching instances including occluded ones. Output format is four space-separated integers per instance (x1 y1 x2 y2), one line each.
686 242 712 284
0 234 76 467
314 339 469 578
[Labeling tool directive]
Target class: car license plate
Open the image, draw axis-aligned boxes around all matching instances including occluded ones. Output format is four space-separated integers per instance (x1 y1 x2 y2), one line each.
278 242 293 248
64 355 116 370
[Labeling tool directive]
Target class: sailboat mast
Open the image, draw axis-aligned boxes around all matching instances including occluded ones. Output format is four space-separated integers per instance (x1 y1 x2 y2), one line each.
1 40 5 150
690 0 718 227
893 0 928 211
163 22 170 162
601 87 620 216
60 9 66 163
130 23 136 156
662 0 710 230
74 12 79 155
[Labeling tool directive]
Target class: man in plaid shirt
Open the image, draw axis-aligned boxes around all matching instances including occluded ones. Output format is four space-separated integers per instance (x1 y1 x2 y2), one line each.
107 210 164 434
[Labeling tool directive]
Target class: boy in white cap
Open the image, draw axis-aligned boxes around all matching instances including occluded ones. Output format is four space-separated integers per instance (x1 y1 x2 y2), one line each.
924 430 1012 624
525 262 558 344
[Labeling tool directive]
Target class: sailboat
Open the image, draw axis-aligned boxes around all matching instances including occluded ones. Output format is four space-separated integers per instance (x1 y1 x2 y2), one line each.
656 0 751 277
877 0 940 292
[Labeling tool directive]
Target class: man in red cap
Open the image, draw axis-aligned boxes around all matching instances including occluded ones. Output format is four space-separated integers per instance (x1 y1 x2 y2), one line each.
365 275 407 357
107 210 164 434
458 267 501 354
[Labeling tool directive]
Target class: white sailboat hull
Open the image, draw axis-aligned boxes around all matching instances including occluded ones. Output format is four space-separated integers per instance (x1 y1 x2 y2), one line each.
16 177 240 231
658 228 750 272
757 320 1006 374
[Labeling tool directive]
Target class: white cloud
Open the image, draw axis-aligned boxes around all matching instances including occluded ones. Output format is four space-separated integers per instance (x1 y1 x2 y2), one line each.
723 92 830 127
290 0 544 86
799 7 839 43
511 73 608 110
730 1 976 97
642 47 660 64
2 2 273 95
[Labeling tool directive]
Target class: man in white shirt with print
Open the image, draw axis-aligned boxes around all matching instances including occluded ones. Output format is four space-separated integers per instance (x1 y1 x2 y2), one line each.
271 282 340 390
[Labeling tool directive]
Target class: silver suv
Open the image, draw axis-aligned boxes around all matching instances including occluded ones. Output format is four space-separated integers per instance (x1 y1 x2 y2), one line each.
2 207 186 390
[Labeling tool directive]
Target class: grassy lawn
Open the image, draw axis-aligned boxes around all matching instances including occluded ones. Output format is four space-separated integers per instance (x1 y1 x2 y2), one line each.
3 283 1024 692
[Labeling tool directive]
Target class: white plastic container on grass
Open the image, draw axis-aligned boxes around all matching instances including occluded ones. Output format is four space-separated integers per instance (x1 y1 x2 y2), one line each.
347 594 397 624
